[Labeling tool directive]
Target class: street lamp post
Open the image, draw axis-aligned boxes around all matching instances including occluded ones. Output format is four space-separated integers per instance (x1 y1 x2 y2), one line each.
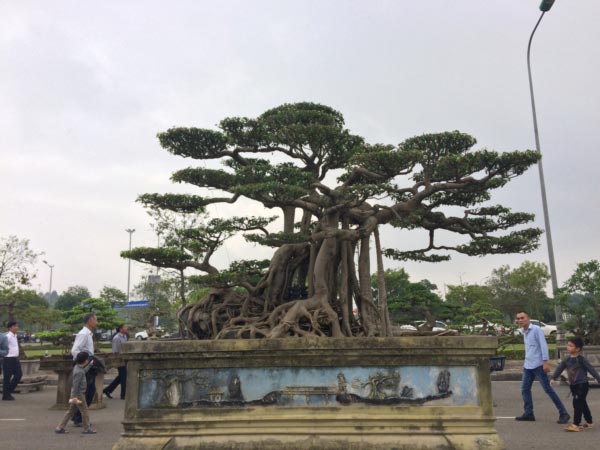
42 260 54 295
526 0 564 349
125 229 136 301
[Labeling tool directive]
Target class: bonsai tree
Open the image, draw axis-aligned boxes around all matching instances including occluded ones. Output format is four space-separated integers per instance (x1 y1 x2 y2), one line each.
127 102 541 339
38 298 121 353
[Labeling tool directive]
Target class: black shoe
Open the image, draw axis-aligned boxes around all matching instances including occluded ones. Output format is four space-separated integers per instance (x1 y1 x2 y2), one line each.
72 422 82 427
2 396 15 401
558 413 571 424
103 389 112 399
515 414 536 421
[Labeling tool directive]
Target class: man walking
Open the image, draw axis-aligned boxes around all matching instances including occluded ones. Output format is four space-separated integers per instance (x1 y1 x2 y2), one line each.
103 324 128 400
515 311 570 423
70 312 97 425
2 321 23 401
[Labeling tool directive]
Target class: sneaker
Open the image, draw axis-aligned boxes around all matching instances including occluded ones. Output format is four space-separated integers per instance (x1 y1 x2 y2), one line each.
103 389 112 399
82 428 97 435
582 423 593 429
72 422 82 427
558 413 571 424
54 428 68 434
564 424 581 432
515 414 536 421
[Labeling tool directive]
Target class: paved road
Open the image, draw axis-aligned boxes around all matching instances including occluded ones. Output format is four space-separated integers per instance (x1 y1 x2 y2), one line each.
1 382 598 449
0 387 125 450
494 381 600 449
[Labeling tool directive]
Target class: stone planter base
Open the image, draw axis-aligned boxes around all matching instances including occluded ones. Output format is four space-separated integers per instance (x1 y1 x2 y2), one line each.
114 337 504 450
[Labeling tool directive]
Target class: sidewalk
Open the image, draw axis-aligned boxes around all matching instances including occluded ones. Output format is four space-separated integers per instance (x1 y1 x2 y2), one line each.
0 385 125 450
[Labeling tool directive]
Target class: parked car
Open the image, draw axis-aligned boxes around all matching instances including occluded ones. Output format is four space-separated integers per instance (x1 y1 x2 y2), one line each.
96 330 113 341
135 326 165 340
135 330 149 340
400 321 448 332
416 320 448 332
471 322 506 336
161 330 188 339
513 319 557 336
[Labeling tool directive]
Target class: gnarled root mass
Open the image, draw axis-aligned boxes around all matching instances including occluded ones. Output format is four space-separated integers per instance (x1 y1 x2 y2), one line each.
178 289 358 339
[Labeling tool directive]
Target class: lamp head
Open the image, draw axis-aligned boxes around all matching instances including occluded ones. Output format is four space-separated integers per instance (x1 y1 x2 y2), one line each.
539 0 555 12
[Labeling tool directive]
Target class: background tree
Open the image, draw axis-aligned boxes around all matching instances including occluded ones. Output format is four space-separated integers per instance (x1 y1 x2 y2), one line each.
371 269 451 329
0 288 47 324
0 235 41 322
54 285 91 311
127 273 180 333
558 260 600 344
20 305 63 332
134 102 541 339
486 261 552 321
99 286 128 307
445 284 504 334
0 235 40 289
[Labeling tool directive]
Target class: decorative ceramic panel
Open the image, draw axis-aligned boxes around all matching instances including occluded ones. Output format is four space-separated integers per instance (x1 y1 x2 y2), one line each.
139 366 478 409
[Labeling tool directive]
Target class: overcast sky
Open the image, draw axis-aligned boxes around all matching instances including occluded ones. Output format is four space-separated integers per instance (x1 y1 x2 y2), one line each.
1 0 598 299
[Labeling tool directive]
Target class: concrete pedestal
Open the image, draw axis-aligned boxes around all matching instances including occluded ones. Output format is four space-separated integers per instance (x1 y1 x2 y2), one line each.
113 337 503 450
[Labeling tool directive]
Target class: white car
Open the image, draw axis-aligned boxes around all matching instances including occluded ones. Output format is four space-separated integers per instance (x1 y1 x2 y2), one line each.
399 321 448 332
471 322 506 336
135 330 149 340
530 320 557 336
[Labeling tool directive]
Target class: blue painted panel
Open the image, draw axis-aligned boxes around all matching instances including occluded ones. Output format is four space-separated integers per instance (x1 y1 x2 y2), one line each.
138 366 479 409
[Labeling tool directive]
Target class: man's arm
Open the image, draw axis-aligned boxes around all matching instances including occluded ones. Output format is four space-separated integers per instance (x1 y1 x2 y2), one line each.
537 328 551 372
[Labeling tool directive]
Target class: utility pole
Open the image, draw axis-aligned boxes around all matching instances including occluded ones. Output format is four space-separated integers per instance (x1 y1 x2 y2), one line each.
42 260 54 296
526 0 564 349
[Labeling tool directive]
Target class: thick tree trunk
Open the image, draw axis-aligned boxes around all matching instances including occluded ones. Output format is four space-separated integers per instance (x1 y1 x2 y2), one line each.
282 206 295 234
374 227 392 337
339 219 352 336
358 235 380 336
179 269 186 307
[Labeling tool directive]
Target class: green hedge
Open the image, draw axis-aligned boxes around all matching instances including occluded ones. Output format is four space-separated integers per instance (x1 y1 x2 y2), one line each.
498 348 556 360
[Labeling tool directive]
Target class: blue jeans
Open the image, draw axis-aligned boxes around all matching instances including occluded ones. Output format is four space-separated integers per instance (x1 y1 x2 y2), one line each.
521 365 567 416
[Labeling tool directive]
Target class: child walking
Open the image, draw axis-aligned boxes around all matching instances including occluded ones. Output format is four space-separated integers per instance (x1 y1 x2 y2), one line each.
54 352 97 434
551 337 600 432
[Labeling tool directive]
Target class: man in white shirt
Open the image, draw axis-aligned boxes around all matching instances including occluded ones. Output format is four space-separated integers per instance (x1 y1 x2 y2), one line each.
2 321 22 401
70 313 97 425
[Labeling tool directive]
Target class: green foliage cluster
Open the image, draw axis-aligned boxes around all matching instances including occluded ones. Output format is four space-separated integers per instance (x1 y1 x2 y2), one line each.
558 260 600 344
